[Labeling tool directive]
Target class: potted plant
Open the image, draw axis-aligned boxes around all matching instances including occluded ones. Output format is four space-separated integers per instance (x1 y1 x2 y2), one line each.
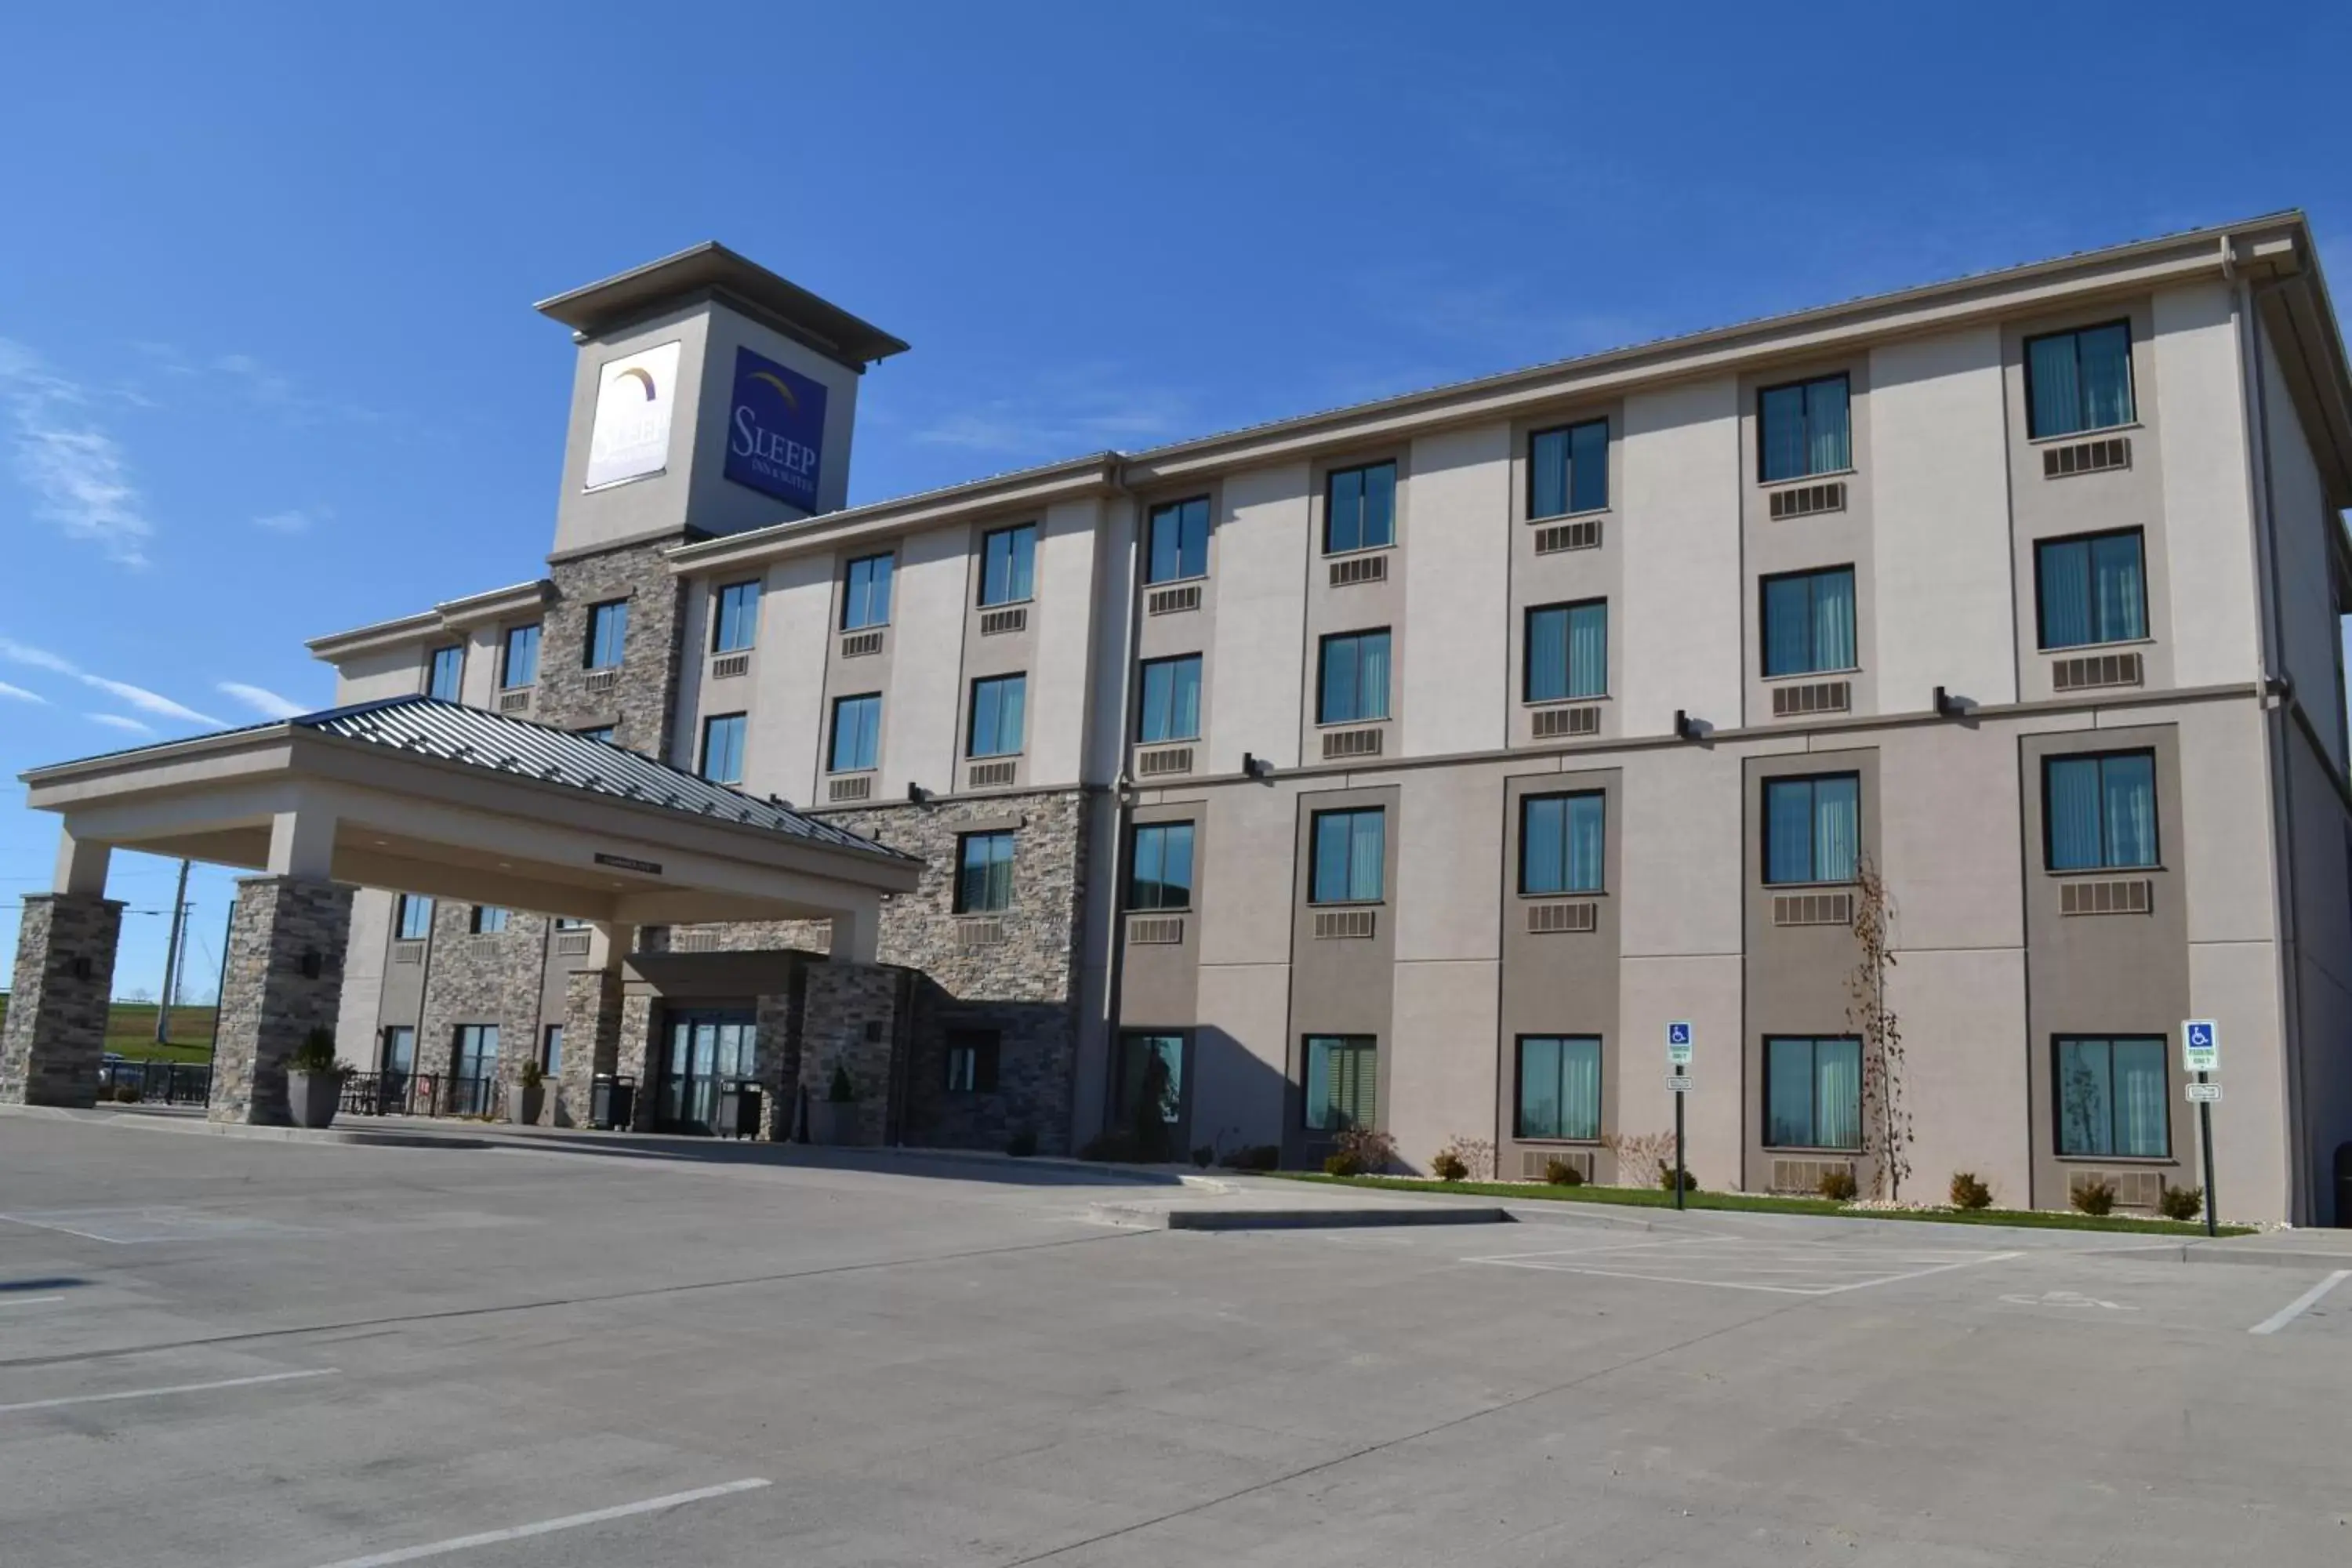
810 1061 858 1145
510 1060 546 1126
285 1027 345 1130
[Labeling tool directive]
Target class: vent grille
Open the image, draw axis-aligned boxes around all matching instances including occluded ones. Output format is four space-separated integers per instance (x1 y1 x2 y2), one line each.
1135 745 1193 778
497 688 532 713
1773 891 1855 927
2043 435 2131 479
828 774 874 804
956 916 1006 947
673 931 720 953
1526 900 1599 935
1534 517 1602 554
839 630 884 659
1329 552 1389 587
979 606 1028 636
391 940 425 966
1321 726 1384 760
2051 651 2143 691
967 760 1018 789
1147 583 1202 615
1770 1157 1857 1195
584 667 619 693
554 931 592 957
1770 680 1852 718
2069 1167 2163 1211
1530 704 1600 739
2059 877 2152 916
1767 481 1847 520
710 652 750 680
1312 908 1377 939
1520 1148 1595 1181
1128 915 1185 946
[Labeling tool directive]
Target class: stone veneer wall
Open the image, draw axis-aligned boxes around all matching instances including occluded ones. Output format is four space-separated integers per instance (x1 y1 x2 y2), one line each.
0 894 123 1107
557 966 625 1129
615 992 659 1131
530 537 689 757
210 877 353 1125
799 961 907 1145
414 903 549 1113
753 981 806 1140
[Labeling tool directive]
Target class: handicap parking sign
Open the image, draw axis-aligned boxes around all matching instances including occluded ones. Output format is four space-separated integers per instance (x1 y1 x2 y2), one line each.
2183 1019 2219 1073
1666 1022 1693 1066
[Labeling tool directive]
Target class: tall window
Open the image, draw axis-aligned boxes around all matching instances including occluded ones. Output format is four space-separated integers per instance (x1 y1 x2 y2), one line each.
2027 321 2134 439
427 645 464 702
2056 1036 2169 1158
541 1025 564 1077
1147 496 1210 583
1515 1035 1602 1142
1762 567 1857 677
1525 601 1608 701
395 895 434 941
1759 374 1852 482
1323 460 1396 554
701 712 747 784
1129 822 1195 910
1764 774 1860 885
500 623 541 689
2036 530 2146 649
1137 655 1203 743
840 556 892 630
1529 419 1608 518
967 673 1026 758
2045 751 2157 871
470 906 509 935
381 1025 416 1080
454 1024 499 1076
1520 793 1604 895
1116 1033 1185 1127
713 579 762 652
1318 630 1391 724
946 1029 1001 1094
1766 1036 1861 1149
956 830 1015 913
586 600 628 670
979 524 1036 606
1310 808 1385 903
1303 1035 1377 1131
829 693 881 773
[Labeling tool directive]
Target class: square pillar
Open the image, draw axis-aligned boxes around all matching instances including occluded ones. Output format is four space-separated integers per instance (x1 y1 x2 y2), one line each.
753 989 800 1140
209 876 353 1125
557 967 625 1129
0 894 125 1107
616 993 658 1131
799 960 902 1145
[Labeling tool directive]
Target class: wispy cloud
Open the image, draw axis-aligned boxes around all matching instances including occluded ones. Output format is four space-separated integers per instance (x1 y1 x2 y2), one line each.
88 713 155 736
132 341 384 428
0 338 155 567
0 637 221 727
252 507 322 535
217 681 307 720
908 365 1196 459
0 681 45 703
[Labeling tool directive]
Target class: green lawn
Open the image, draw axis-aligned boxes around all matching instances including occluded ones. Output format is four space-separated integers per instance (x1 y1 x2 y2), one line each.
1272 1172 2254 1237
0 996 217 1065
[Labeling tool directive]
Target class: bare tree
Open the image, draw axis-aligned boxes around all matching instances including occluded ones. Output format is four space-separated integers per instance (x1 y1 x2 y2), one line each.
1846 855 1912 1200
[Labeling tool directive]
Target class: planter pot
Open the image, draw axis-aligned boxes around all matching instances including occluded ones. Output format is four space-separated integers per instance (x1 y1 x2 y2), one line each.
286 1069 340 1130
509 1083 545 1126
809 1099 861 1146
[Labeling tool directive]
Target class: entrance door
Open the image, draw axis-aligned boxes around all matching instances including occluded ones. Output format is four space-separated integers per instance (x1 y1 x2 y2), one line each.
657 1010 756 1134
380 1026 416 1113
1113 1032 1189 1158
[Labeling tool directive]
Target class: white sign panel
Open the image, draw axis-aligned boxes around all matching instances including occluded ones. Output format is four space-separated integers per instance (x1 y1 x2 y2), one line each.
583 340 682 489
2186 1082 2223 1104
2183 1019 2219 1075
1666 1022 1693 1068
1664 1074 1694 1094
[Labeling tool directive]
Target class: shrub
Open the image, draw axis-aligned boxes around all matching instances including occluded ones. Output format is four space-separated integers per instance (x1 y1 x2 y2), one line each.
826 1063 857 1104
515 1060 545 1089
1949 1171 1993 1210
2071 1176 2118 1216
1324 1150 1363 1177
1430 1149 1470 1181
1190 1145 1214 1168
1543 1158 1584 1187
287 1027 342 1076
1657 1163 1698 1196
114 1085 141 1104
1816 1167 1859 1203
1219 1144 1279 1172
1334 1127 1397 1174
2160 1183 2204 1222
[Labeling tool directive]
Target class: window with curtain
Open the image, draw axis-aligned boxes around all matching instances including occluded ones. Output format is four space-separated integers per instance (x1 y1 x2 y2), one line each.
500 623 540 689
967 673 1027 757
1520 793 1605 895
2044 752 2158 870
839 556 891 630
427 645 464 702
1147 496 1210 583
1137 655 1203 742
1525 601 1608 701
1129 822 1196 910
1116 1033 1185 1127
1529 419 1609 518
1310 808 1385 903
829 693 881 773
1302 1035 1377 1131
1515 1035 1602 1141
2035 530 2146 649
586 600 628 670
1319 630 1392 724
700 712 746 783
1759 374 1852 482
1763 774 1860 884
955 832 1015 913
1323 461 1397 554
2027 321 2135 439
1761 566 1857 677
1764 1036 1862 1149
713 579 763 649
470 906 509 935
2056 1036 2169 1157
396 895 434 941
979 524 1036 606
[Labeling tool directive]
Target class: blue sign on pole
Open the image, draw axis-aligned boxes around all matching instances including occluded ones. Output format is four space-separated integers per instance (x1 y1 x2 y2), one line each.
723 347 828 509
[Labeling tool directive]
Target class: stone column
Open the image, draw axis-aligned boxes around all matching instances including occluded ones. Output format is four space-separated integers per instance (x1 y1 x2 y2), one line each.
800 960 902 1145
557 966 625 1129
753 988 800 1141
0 894 125 1107
209 876 353 1125
617 993 658 1131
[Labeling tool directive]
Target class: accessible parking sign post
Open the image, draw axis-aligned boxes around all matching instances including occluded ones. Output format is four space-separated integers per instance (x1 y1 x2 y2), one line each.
2183 1019 2219 1237
1667 1022 1693 1211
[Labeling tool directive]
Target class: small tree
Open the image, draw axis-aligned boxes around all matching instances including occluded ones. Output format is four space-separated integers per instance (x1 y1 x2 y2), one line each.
1846 855 1912 1200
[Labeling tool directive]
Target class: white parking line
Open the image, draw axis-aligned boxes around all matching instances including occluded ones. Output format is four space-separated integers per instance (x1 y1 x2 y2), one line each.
0 1367 338 1415
1465 1239 2020 1297
2249 1269 2350 1336
303 1478 773 1566
0 1296 66 1310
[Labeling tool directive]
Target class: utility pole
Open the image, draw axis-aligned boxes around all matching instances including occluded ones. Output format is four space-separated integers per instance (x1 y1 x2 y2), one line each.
156 858 191 1044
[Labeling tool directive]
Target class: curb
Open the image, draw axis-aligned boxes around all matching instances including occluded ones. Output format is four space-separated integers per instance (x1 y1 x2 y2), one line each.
1094 1203 1513 1231
2176 1241 2352 1271
0 1102 498 1151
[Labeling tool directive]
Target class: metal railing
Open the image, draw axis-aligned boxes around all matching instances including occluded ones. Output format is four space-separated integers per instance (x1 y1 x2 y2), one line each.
339 1071 442 1117
95 1058 212 1106
445 1074 499 1119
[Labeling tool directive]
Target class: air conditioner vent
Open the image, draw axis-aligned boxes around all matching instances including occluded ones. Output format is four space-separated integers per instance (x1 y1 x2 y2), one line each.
554 931 592 957
1534 518 1602 554
979 606 1028 637
1767 481 1847 520
1135 745 1193 778
1147 583 1203 615
839 630 884 659
1321 726 1384 760
956 916 1007 947
1773 891 1855 927
1128 915 1185 946
1530 704 1600 739
828 774 874 804
673 931 720 953
1525 900 1598 935
497 689 532 713
2051 652 2143 691
391 940 425 966
710 652 751 679
2043 436 2131 479
1519 1148 1595 1181
2059 877 2152 916
966 760 1018 789
1771 680 1851 718
1312 908 1377 939
1329 552 1389 587
584 667 619 693
2069 1167 2162 1211
1769 1156 1857 1195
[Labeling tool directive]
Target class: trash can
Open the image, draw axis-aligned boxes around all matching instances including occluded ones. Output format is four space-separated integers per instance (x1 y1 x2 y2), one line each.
715 1080 763 1141
591 1073 637 1132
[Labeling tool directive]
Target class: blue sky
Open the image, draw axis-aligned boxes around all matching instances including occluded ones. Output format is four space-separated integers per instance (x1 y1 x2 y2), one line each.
2 2 2347 1004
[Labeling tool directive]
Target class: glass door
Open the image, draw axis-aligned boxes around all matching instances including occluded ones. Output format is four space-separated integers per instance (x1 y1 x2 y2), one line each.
658 1010 757 1134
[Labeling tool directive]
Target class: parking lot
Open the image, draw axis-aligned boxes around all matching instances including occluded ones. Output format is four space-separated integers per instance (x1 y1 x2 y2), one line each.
1 1116 2347 1567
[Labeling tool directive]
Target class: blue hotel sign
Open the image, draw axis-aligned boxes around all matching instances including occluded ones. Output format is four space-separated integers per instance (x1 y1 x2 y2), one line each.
724 347 828 508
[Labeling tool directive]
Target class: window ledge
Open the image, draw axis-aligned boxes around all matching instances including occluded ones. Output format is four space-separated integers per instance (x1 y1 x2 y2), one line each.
1763 1145 1864 1156
1761 667 1861 683
1759 466 1858 488
1322 544 1396 559
1526 506 1610 525
2040 637 2154 654
1763 879 1860 892
2053 1153 2176 1165
2027 422 2142 447
1308 900 1386 909
1143 574 1210 589
2045 866 2165 877
977 597 1036 611
1520 888 1606 900
1523 694 1611 707
1314 717 1392 729
1514 1138 1604 1147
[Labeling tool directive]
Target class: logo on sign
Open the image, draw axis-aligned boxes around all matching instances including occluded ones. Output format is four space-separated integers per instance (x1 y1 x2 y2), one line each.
1666 1021 1693 1066
583 341 681 489
724 347 828 508
1668 1023 1692 1047
2183 1018 2219 1073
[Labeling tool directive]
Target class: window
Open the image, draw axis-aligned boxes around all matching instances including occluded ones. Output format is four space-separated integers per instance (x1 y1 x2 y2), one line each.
554 916 588 931
829 694 881 773
701 712 747 784
585 600 629 670
1515 1036 1602 1141
470 906 509 935
1520 793 1604 895
713 579 762 652
956 831 1015 913
380 1025 416 1078
1137 655 1202 743
1765 1036 1861 1149
840 556 891 631
1759 373 1852 482
1310 808 1385 903
1129 822 1195 911
395 895 434 942
426 645 464 702
500 623 541 689
454 1023 500 1080
1761 567 1857 677
1525 601 1607 701
1116 1033 1184 1127
2027 321 2135 440
979 524 1036 606
541 1025 564 1077
1318 630 1391 724
576 725 615 745
1302 1035 1377 1131
1763 774 1860 885
2044 751 2157 871
946 1029 1001 1094
966 673 1027 758
2036 530 2146 649
1147 496 1210 583
2056 1036 2169 1158
1323 460 1396 554
1529 419 1608 518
